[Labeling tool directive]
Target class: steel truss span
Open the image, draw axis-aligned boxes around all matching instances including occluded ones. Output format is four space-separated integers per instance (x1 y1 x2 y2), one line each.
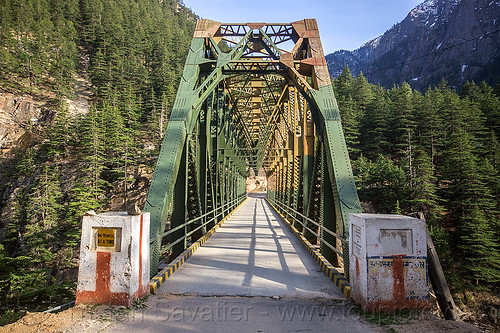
144 19 362 279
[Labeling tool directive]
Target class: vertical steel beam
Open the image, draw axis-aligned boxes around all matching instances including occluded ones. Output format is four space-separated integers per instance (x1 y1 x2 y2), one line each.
302 107 315 217
170 142 187 257
320 141 339 266
198 109 208 234
303 139 321 244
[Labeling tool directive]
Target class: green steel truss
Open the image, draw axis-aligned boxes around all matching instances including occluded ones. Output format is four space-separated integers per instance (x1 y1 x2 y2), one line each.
144 19 362 278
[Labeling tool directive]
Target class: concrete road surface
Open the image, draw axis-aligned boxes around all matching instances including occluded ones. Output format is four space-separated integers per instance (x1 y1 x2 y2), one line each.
104 194 378 332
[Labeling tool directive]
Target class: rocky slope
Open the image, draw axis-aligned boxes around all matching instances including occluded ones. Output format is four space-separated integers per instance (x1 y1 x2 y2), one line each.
326 0 500 89
0 94 50 158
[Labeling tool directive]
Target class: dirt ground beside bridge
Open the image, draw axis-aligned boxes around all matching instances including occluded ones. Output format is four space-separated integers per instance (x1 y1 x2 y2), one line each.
0 299 488 333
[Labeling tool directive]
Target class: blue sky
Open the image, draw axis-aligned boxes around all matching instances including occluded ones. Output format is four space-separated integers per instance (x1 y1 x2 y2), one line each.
182 0 423 54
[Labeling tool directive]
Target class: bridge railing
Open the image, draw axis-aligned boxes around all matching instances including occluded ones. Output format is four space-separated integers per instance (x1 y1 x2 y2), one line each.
150 194 246 256
268 197 347 262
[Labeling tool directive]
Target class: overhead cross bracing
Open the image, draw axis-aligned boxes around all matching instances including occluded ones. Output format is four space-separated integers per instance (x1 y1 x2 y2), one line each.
144 19 362 280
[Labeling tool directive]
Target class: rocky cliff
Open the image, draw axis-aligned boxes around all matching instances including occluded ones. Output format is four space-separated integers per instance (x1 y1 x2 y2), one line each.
326 0 500 89
0 94 53 158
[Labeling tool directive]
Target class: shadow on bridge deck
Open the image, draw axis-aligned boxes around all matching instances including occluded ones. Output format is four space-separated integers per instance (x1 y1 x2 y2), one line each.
103 194 378 333
154 194 343 299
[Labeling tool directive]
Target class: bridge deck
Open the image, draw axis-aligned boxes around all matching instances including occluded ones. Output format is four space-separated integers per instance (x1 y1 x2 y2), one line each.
156 193 344 299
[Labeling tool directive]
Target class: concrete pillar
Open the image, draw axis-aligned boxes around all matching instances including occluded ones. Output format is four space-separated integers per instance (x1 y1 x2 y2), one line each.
349 214 429 312
76 212 150 306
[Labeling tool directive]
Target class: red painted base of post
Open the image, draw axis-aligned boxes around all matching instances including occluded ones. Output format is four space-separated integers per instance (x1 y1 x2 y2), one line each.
76 212 150 306
76 252 133 306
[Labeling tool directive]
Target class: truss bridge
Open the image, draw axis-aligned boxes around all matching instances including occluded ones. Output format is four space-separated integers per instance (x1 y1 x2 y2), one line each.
144 19 362 298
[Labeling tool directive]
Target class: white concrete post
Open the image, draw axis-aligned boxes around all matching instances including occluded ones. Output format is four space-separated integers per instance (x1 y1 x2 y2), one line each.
76 212 150 306
349 214 429 312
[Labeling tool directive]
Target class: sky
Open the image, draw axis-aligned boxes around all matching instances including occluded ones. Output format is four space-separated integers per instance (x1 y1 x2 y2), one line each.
182 0 424 54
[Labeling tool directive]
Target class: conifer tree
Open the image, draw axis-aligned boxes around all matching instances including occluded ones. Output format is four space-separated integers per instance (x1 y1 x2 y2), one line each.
47 103 73 157
24 165 63 265
352 72 374 112
333 65 353 98
441 128 499 283
461 81 500 137
414 88 445 164
388 82 415 161
333 66 361 156
359 87 391 158
337 96 360 157
459 207 500 283
67 104 106 233
411 148 441 221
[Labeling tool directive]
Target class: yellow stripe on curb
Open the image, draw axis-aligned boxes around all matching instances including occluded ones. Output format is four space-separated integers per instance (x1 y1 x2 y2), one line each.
266 199 350 299
149 198 248 294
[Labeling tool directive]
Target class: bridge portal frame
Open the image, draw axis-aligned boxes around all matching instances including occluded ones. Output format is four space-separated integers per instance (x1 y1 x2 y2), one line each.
144 19 362 279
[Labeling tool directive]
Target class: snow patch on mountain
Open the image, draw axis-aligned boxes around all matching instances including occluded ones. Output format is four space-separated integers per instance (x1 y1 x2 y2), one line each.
325 0 500 90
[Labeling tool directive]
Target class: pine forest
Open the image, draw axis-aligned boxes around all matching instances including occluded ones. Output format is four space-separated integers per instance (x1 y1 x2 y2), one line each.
0 0 498 326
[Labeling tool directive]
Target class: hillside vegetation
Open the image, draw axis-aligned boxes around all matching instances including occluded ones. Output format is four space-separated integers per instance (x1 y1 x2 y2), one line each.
0 0 498 328
333 67 499 283
332 67 499 326
0 0 195 323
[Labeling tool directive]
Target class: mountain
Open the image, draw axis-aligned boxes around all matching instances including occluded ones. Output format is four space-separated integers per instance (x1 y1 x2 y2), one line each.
326 0 500 90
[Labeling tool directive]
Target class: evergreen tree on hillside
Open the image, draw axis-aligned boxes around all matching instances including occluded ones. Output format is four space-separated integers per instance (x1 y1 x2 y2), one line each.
359 86 391 158
414 88 445 164
461 81 500 138
411 147 441 222
333 65 353 98
0 0 197 319
441 127 499 283
65 105 106 244
47 103 74 157
333 66 361 156
388 82 415 161
78 105 106 198
24 165 63 265
352 72 374 111
338 97 360 156
353 154 407 213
